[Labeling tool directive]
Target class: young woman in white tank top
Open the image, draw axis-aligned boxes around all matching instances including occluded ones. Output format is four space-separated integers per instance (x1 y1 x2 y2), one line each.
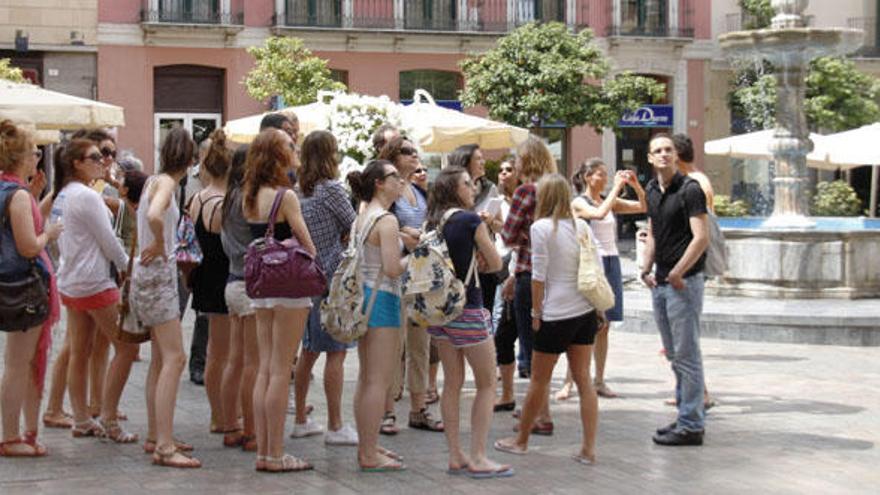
564 158 647 400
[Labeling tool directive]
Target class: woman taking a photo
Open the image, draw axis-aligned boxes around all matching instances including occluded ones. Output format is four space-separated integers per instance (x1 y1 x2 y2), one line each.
495 173 600 465
425 167 511 479
132 127 200 468
291 131 358 445
52 138 138 443
187 129 233 436
0 120 62 457
346 159 407 471
243 129 317 473
556 159 646 400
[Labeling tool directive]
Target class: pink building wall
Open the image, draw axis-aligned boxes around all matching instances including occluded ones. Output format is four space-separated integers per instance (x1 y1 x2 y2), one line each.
687 59 706 167
99 0 141 23
98 45 263 172
243 0 273 26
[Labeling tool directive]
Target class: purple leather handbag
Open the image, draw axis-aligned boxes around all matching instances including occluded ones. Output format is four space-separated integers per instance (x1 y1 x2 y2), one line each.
244 189 326 299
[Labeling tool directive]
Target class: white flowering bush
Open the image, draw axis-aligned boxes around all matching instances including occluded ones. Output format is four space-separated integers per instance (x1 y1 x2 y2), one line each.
327 93 401 167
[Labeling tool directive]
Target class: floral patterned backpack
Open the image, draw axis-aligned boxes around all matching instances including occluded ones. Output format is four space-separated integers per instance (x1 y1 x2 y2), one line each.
321 211 389 343
401 208 477 328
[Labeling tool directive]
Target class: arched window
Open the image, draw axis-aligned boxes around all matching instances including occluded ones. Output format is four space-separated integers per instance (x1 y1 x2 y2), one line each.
399 70 462 101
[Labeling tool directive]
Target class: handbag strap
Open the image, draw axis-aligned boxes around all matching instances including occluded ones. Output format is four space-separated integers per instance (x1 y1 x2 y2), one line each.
264 188 287 241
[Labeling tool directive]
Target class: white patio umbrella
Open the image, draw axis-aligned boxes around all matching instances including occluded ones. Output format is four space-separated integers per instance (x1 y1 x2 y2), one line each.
400 90 529 152
807 123 880 217
704 129 829 162
224 101 331 144
0 79 124 130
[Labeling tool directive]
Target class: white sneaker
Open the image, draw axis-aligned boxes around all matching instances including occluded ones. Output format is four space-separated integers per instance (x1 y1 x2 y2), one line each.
290 417 324 438
325 424 358 446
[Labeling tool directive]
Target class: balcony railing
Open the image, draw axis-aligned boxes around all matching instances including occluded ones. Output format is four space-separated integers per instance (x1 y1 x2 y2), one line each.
725 12 814 33
607 0 694 38
280 0 588 33
848 17 880 57
141 1 243 25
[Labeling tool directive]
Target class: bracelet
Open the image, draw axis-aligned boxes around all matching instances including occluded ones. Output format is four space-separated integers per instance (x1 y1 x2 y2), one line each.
530 308 542 319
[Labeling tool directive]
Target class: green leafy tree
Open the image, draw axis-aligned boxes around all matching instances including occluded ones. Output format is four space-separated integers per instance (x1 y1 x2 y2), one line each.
459 22 665 132
811 180 862 216
729 2 880 132
0 58 26 83
244 36 345 106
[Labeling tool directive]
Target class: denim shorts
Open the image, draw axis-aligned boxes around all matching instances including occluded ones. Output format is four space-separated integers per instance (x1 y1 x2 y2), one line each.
362 285 401 328
304 295 355 352
602 255 624 322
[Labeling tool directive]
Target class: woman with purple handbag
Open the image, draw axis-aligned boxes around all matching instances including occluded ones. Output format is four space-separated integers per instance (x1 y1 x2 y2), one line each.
242 129 321 473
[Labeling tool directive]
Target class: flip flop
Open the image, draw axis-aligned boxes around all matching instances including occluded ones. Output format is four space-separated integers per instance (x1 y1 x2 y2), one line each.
446 463 469 475
466 465 515 479
360 458 407 473
493 439 527 455
572 453 597 466
377 446 403 461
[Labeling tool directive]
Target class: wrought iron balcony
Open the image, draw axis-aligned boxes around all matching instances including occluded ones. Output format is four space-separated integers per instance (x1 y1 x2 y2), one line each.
848 17 880 57
607 0 694 39
280 0 588 33
141 1 243 26
725 11 814 33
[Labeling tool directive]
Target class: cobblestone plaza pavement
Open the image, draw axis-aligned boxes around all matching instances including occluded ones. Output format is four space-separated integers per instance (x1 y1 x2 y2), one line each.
1 309 878 495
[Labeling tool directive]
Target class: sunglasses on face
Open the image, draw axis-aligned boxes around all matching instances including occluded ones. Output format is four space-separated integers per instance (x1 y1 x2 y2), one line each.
84 152 103 162
32 149 43 160
500 167 514 173
399 147 418 156
383 171 402 181
100 147 116 159
414 168 427 174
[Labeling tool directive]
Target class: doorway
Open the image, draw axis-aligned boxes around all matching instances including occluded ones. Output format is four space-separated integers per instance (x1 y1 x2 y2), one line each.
153 113 221 166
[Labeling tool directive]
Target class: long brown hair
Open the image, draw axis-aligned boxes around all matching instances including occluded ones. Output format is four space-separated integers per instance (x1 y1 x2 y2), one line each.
0 120 33 173
52 139 95 199
202 128 232 179
536 174 573 231
571 158 605 194
243 129 293 214
159 127 195 175
518 135 556 181
425 166 468 231
298 130 338 197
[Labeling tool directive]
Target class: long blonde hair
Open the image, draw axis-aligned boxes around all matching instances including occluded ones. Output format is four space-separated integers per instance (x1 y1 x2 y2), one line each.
536 173 573 231
517 135 557 181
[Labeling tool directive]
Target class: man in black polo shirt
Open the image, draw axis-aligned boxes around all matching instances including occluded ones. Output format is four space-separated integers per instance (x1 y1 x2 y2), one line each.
640 133 710 446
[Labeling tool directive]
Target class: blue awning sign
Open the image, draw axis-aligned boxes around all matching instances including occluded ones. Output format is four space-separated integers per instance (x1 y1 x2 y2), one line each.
619 105 674 128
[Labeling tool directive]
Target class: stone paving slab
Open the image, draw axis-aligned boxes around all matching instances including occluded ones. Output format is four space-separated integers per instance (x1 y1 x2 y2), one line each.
1 311 879 494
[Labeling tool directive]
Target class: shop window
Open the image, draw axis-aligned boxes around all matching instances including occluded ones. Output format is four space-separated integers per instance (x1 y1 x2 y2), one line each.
619 0 668 36
399 70 462 101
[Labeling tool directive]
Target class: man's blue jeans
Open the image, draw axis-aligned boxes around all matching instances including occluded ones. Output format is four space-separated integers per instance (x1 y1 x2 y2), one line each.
651 274 706 432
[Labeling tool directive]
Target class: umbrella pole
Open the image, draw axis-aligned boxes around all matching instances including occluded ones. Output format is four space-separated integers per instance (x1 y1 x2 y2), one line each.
870 165 878 218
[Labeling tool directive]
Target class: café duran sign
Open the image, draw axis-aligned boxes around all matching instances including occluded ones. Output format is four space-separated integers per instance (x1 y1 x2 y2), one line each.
618 104 673 128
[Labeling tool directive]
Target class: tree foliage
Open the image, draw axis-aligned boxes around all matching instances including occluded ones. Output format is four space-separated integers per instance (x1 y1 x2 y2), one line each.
459 22 665 131
739 0 774 29
811 180 862 216
244 36 345 107
0 58 26 83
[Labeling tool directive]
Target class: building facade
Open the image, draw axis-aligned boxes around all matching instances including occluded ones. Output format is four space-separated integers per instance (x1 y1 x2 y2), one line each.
0 0 98 99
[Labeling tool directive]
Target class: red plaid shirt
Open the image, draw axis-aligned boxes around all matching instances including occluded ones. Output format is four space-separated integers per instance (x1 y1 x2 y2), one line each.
501 183 536 274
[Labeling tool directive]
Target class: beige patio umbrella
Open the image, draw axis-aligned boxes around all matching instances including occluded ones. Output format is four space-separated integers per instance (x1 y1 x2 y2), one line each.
0 79 124 130
704 129 829 162
0 109 61 145
224 101 330 144
400 90 529 152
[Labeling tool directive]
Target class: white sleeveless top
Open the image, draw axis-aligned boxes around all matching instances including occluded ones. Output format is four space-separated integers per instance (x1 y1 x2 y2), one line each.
357 211 400 294
137 176 179 261
574 195 618 257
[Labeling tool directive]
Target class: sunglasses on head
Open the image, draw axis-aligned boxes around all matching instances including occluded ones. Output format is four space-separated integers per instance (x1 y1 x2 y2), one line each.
100 147 116 159
399 147 418 156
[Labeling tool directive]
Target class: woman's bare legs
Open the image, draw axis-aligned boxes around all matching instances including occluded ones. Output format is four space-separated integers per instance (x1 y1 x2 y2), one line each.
555 369 574 401
462 339 505 471
67 309 97 425
293 349 319 426
592 323 617 397
204 314 231 431
566 345 598 462
145 339 161 442
354 326 400 467
220 314 244 434
253 309 272 461
87 331 109 417
1 324 42 453
240 315 258 439
44 331 71 422
88 305 138 423
323 351 347 432
498 350 559 451
150 318 196 465
497 363 515 405
436 341 468 469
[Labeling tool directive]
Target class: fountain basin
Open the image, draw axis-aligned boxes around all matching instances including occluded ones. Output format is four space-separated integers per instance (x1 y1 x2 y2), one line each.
710 217 880 299
719 27 864 62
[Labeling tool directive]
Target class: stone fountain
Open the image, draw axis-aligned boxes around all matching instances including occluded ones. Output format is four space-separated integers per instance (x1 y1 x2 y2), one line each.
709 0 880 299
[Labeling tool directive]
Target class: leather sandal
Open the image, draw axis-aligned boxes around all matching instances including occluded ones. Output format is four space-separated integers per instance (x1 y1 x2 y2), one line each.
152 446 201 469
223 429 244 448
100 419 138 444
408 408 444 432
72 419 104 438
0 436 47 457
263 454 313 473
143 438 194 454
379 412 399 436
23 431 48 456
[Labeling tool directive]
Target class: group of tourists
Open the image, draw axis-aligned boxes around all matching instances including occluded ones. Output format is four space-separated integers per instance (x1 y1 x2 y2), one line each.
0 111 712 477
